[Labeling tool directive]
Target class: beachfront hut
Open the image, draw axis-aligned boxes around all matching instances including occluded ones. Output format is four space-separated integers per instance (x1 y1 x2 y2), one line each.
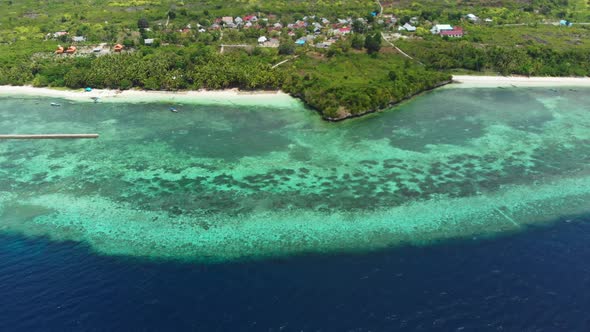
65 46 77 54
114 44 124 52
55 46 64 54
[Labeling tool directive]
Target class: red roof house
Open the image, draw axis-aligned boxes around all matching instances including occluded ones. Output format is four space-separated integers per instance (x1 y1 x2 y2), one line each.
338 27 351 34
440 27 463 37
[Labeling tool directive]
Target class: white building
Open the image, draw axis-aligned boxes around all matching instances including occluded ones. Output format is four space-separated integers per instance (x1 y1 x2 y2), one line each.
430 24 453 34
399 23 416 32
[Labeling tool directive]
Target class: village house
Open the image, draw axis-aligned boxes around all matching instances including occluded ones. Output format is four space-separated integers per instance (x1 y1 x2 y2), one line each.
53 31 68 39
72 36 85 42
144 38 154 45
440 27 463 37
258 36 268 44
466 14 479 22
430 24 454 34
338 27 351 35
261 38 280 48
399 23 416 32
222 16 233 24
560 19 573 27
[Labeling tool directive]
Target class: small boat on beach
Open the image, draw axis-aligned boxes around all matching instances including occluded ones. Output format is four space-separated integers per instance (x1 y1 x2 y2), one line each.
169 107 178 113
50 102 61 107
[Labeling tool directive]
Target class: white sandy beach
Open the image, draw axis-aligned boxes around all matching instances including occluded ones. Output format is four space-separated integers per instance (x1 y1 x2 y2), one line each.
452 75 590 87
2 76 590 107
0 85 300 108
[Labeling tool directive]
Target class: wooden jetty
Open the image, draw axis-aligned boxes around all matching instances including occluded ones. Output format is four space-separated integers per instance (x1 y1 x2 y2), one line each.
0 134 99 139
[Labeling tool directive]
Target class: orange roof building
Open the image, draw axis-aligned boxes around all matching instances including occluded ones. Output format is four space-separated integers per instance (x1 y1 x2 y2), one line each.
65 46 77 54
114 44 124 52
55 46 64 54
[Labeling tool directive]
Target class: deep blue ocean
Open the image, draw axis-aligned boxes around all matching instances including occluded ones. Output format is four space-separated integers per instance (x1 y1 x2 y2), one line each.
1 217 589 331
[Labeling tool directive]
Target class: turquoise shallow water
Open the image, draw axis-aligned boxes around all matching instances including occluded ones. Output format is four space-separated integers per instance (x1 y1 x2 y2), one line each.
1 87 589 262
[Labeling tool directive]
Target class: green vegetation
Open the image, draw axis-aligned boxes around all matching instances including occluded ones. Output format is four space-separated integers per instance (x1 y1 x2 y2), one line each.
397 25 590 76
388 0 590 23
1 0 590 119
285 53 450 119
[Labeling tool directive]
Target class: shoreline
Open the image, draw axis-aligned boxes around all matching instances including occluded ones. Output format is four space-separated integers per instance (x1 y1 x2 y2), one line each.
322 79 453 122
0 85 299 108
2 76 590 119
451 75 590 87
